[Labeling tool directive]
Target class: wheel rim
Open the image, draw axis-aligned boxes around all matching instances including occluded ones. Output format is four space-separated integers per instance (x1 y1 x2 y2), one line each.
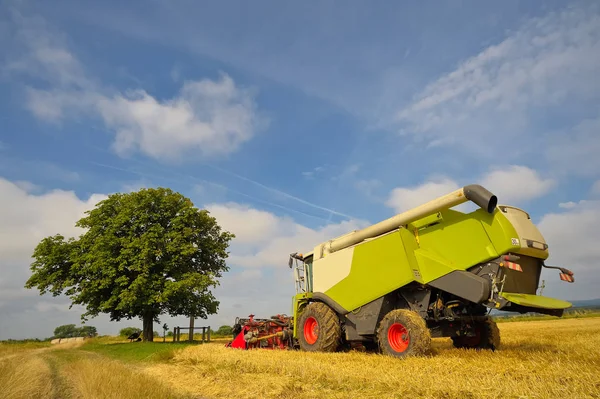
304 316 319 344
388 322 410 352
462 328 482 347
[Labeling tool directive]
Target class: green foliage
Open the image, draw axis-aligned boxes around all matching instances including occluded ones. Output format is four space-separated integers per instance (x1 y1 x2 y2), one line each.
216 325 233 336
78 325 98 337
54 324 78 338
119 327 142 337
25 188 234 341
53 324 97 338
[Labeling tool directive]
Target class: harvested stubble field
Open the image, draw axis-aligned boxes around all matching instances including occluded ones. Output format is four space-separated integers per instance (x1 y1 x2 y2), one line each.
2 317 600 399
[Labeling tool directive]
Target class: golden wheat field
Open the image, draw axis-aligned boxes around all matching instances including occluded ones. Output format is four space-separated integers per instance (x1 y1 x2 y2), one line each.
2 317 599 399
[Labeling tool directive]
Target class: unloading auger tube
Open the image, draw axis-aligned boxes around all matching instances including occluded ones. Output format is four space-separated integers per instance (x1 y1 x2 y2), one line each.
322 184 497 256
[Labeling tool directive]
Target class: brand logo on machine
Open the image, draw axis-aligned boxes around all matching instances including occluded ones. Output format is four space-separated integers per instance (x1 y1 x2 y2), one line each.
511 238 520 246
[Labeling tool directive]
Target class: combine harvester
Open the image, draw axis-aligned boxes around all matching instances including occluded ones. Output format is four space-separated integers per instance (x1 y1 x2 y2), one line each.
228 185 574 358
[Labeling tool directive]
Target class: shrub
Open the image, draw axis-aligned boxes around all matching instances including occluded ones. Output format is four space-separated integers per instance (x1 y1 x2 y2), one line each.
119 327 142 337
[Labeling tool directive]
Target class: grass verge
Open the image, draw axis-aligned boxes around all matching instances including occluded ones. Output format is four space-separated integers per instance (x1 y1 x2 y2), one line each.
83 339 198 363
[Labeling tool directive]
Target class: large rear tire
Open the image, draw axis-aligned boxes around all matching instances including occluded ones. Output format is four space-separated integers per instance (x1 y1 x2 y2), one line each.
451 318 500 350
377 309 431 358
297 302 341 352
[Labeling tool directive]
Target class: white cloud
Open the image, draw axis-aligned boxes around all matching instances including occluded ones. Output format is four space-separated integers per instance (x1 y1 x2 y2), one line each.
7 13 264 162
0 177 109 338
538 200 600 300
386 165 554 213
206 201 367 268
0 178 106 263
480 165 556 204
97 74 260 161
540 200 600 263
386 178 460 213
394 6 600 153
206 202 294 245
13 180 41 193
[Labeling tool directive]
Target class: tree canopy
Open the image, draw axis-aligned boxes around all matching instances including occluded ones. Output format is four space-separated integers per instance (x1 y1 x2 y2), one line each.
26 188 234 341
216 325 234 336
119 327 142 337
53 324 97 338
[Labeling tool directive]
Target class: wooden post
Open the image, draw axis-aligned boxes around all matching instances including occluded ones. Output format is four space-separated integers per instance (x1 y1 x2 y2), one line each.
207 326 211 342
176 327 181 342
189 316 195 342
172 328 176 342
202 327 206 342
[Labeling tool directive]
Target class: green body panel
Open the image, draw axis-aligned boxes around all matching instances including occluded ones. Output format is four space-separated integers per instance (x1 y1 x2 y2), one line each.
500 292 572 309
414 209 499 280
477 209 522 257
412 209 522 282
324 208 522 312
324 230 416 311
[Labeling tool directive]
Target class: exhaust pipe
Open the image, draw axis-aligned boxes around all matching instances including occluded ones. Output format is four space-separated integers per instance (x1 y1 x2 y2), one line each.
321 184 497 257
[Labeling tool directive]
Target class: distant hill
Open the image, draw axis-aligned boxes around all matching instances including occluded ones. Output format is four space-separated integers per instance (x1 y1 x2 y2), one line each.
571 298 600 308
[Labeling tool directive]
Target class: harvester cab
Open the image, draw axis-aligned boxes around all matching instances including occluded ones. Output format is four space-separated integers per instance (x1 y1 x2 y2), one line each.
229 184 575 358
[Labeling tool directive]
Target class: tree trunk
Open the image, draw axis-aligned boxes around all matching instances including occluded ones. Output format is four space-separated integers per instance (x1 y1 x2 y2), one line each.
143 313 154 342
189 316 195 342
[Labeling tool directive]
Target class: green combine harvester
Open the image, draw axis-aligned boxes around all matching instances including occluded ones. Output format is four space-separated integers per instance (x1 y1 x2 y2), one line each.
230 185 575 358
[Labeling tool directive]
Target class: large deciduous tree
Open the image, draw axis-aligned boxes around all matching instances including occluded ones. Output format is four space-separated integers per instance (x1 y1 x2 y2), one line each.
25 188 234 341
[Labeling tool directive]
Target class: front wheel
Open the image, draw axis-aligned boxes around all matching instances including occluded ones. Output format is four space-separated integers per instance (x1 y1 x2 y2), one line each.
377 309 431 358
451 318 500 350
297 302 341 352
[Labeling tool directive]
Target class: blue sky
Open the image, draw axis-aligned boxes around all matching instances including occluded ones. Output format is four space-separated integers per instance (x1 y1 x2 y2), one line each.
1 0 599 339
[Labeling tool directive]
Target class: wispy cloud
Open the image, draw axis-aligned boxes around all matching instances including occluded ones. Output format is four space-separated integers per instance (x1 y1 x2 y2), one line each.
4 11 89 88
393 5 600 153
302 166 326 179
203 162 357 220
6 11 265 162
546 114 600 178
